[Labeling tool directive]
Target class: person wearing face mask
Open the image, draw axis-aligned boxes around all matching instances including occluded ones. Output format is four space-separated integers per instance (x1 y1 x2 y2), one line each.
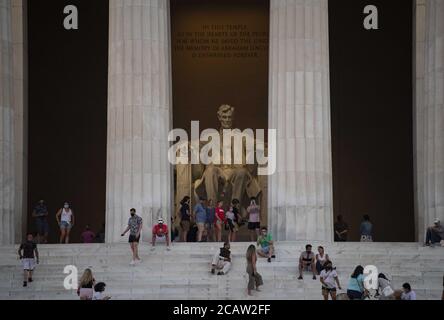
319 260 341 300
121 208 143 265
56 202 75 244
32 200 49 244
151 218 171 251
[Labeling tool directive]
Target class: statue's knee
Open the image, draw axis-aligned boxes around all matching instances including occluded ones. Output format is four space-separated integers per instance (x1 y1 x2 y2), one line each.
204 166 218 177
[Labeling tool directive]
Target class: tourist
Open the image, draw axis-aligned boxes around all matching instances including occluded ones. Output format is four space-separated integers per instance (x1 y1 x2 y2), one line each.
246 244 263 296
32 200 49 244
93 282 111 300
315 246 330 275
334 215 348 242
256 227 275 263
231 199 242 240
152 217 171 250
56 202 75 244
320 260 341 300
346 265 368 300
215 200 225 242
211 242 231 275
81 225 96 243
120 208 142 265
377 273 394 300
247 197 261 241
179 196 191 242
298 244 317 280
424 219 444 247
205 199 215 242
18 233 39 287
360 214 373 242
77 268 95 300
401 283 417 300
194 197 207 242
226 204 239 243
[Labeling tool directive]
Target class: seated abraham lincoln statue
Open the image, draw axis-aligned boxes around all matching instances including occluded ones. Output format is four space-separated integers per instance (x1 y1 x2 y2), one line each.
175 105 265 220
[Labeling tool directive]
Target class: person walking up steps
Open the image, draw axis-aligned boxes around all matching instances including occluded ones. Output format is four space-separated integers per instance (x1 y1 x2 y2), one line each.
18 233 39 287
121 208 143 265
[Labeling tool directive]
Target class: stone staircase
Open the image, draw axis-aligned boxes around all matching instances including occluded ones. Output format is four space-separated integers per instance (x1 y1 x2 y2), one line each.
0 242 443 300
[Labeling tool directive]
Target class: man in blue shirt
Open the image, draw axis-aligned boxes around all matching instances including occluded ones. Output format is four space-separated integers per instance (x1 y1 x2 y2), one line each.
194 197 207 242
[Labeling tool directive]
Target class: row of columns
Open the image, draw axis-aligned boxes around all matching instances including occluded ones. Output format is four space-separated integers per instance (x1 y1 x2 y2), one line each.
0 0 442 244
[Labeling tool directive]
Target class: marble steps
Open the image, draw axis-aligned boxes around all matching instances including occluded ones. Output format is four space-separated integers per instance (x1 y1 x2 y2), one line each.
1 243 443 300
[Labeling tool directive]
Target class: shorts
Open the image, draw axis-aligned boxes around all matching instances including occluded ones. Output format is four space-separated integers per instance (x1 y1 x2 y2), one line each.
227 220 238 232
181 220 191 232
36 219 49 234
59 221 72 230
322 286 337 292
248 222 261 230
22 258 35 271
260 246 270 254
128 234 140 243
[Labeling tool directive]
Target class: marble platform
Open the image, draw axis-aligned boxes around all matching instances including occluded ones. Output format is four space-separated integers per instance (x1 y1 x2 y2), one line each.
0 242 443 300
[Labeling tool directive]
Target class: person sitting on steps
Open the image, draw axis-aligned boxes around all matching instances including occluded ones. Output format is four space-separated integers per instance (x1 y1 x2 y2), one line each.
211 242 232 275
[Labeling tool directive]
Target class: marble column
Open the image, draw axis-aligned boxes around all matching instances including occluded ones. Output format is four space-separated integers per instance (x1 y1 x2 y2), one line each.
268 0 333 241
415 0 444 242
106 0 172 243
0 0 26 245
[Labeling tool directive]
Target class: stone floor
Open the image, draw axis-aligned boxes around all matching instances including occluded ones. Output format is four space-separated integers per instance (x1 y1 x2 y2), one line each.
0 242 443 300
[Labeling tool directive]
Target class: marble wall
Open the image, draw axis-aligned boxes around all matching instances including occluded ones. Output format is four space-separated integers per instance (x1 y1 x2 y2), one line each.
415 0 444 242
106 0 173 242
268 0 334 241
0 0 26 245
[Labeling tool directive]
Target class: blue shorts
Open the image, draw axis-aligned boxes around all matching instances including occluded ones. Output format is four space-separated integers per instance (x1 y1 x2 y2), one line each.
260 246 270 254
59 221 72 230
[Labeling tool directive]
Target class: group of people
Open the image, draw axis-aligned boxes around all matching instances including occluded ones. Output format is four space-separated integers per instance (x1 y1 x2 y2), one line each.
31 200 105 244
175 196 263 243
333 214 374 242
77 268 111 300
295 244 424 300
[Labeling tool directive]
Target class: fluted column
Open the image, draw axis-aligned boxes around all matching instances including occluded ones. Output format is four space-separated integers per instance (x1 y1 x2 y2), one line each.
268 0 333 241
0 0 26 245
106 0 172 243
415 0 444 242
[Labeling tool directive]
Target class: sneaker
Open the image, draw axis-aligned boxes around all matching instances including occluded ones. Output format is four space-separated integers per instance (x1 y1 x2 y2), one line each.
271 255 276 259
312 276 317 280
298 276 303 280
28 278 33 283
211 269 215 274
129 260 135 266
267 258 271 263
23 281 27 287
217 272 224 276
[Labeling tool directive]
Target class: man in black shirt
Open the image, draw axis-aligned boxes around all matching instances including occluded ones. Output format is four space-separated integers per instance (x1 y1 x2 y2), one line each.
18 233 39 287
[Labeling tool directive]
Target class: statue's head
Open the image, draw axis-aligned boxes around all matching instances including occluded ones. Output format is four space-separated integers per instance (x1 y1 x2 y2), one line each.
217 105 234 129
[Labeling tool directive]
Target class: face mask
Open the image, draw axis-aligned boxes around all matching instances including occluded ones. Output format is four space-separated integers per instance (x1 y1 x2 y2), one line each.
130 213 135 217
64 205 69 209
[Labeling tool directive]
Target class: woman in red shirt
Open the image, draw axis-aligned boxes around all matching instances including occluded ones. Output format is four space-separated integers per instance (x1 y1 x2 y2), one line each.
215 200 225 242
